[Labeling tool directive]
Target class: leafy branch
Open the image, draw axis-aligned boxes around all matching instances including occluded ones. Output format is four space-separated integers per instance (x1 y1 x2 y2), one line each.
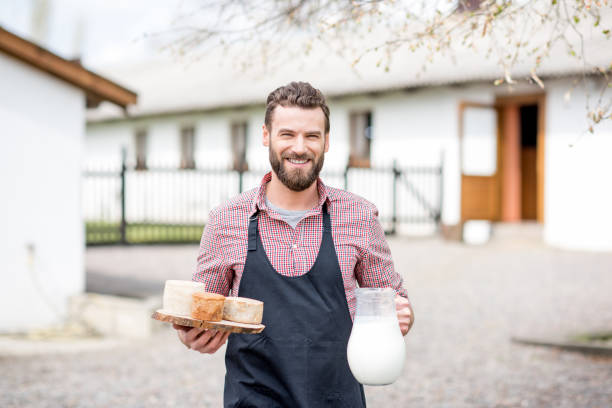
159 0 611 127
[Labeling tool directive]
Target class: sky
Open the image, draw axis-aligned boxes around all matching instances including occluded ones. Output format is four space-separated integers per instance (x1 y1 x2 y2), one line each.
0 0 468 66
0 0 537 71
0 0 199 67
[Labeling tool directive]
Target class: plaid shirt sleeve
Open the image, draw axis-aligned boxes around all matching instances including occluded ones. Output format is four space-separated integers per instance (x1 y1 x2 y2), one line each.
193 209 233 296
355 206 410 301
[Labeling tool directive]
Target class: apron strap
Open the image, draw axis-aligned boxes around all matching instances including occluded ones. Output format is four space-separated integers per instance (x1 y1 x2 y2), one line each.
249 201 330 251
248 210 259 251
322 201 331 233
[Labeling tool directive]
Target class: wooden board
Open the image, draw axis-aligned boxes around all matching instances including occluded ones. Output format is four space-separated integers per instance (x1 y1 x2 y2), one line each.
152 310 265 334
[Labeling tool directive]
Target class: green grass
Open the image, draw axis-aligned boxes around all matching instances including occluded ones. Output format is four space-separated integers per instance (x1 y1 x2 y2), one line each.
86 222 205 244
571 332 612 345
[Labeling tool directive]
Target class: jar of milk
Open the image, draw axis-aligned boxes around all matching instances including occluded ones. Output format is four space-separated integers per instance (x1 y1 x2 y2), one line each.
347 288 406 385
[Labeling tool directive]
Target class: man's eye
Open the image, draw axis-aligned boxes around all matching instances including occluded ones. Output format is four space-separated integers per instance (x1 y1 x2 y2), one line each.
307 134 319 139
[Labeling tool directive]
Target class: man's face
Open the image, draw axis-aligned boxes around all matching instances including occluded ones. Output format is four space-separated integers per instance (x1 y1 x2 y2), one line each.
263 105 329 192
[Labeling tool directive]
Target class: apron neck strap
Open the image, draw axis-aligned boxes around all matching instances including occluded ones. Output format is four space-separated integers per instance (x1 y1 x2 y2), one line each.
322 201 331 233
247 201 331 252
248 210 259 251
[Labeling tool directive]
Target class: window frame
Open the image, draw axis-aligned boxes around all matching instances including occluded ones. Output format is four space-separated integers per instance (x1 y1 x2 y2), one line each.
180 125 196 169
230 121 249 172
134 128 147 170
348 110 373 168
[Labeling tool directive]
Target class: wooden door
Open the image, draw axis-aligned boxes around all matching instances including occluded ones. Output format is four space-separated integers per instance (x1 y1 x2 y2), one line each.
459 102 500 221
496 94 546 223
521 146 538 219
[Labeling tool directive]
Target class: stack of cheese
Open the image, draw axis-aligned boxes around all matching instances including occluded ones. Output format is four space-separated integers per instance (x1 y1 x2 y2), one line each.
162 280 263 325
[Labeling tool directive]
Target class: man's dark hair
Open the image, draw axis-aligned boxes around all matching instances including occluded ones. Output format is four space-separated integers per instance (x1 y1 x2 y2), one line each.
265 81 330 134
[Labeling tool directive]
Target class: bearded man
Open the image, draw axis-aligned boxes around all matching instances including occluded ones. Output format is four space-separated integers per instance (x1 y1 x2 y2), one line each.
174 81 413 407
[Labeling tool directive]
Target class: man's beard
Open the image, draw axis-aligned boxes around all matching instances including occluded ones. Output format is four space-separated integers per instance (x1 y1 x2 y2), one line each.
269 146 325 192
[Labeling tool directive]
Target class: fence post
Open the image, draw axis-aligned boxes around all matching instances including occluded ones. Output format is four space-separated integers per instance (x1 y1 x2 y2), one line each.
120 147 127 244
343 164 349 190
438 150 445 226
392 159 399 235
238 168 244 193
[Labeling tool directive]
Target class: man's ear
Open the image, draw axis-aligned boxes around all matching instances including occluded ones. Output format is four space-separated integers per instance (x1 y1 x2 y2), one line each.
262 124 270 147
324 132 330 153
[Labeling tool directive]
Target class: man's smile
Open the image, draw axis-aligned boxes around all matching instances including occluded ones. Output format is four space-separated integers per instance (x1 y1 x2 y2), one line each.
286 158 310 167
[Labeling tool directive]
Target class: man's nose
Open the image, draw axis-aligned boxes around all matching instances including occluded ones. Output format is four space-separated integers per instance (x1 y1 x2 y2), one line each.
292 135 307 154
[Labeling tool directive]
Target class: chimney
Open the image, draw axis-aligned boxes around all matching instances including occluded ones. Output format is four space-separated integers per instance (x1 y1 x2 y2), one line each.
30 0 51 45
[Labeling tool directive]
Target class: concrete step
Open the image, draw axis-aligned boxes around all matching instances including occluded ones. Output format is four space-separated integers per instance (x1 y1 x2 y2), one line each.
462 221 544 245
69 293 162 339
86 271 164 299
491 222 543 242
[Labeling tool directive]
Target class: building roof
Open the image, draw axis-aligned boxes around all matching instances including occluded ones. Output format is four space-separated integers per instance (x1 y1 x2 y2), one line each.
0 26 137 109
86 12 611 123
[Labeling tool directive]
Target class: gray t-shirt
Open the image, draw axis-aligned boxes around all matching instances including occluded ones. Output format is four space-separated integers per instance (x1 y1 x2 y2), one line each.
265 197 310 229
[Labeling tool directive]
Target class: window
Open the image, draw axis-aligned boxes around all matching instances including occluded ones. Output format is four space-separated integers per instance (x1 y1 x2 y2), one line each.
180 126 196 169
134 129 147 170
348 111 372 168
231 122 248 171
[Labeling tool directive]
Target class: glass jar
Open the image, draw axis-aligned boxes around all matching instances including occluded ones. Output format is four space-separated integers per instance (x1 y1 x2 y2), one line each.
347 288 406 385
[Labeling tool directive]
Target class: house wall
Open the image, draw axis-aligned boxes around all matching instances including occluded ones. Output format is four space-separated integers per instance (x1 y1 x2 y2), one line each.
86 109 265 169
0 53 85 331
86 77 612 251
86 84 500 234
333 86 495 228
544 77 612 251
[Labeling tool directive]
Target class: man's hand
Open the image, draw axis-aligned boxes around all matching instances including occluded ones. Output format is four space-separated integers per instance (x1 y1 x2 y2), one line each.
395 295 414 336
173 324 231 354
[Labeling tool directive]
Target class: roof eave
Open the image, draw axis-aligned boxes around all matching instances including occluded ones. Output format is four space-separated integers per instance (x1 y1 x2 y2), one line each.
0 26 137 109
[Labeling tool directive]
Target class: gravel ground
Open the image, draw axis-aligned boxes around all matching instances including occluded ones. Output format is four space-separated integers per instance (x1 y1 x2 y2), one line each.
2 236 611 408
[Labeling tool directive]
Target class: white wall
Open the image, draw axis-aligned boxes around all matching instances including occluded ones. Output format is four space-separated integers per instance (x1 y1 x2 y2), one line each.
86 85 500 233
544 78 612 251
87 108 267 170
329 86 496 228
85 123 132 169
0 53 85 331
86 79 612 250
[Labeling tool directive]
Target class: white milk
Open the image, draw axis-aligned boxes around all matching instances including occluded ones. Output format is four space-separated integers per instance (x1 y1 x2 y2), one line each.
347 317 406 385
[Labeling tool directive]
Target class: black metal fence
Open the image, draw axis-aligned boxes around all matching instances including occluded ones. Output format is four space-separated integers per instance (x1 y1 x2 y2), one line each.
83 157 443 245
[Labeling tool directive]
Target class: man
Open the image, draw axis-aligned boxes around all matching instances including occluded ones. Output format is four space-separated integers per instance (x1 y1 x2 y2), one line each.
175 81 413 407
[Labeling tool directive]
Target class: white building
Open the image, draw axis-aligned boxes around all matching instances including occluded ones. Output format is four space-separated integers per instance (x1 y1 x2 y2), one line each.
0 27 137 332
85 25 612 251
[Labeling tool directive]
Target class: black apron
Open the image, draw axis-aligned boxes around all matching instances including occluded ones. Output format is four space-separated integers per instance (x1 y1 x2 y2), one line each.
224 202 366 408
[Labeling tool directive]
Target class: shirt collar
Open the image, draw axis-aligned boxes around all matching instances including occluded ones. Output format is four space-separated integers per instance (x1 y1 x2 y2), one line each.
250 171 329 217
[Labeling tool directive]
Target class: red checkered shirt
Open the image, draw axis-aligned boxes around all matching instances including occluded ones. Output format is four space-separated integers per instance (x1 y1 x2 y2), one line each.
194 172 409 319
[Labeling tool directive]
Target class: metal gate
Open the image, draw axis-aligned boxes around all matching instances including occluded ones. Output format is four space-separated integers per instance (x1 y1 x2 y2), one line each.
83 158 442 245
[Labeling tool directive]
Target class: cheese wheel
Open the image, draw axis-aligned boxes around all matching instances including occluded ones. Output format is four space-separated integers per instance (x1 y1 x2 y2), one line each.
191 292 225 322
223 297 264 324
162 280 204 316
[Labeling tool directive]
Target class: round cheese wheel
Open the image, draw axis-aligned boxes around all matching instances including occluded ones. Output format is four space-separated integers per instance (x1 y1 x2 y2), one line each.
191 292 225 322
162 280 204 317
223 297 264 324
